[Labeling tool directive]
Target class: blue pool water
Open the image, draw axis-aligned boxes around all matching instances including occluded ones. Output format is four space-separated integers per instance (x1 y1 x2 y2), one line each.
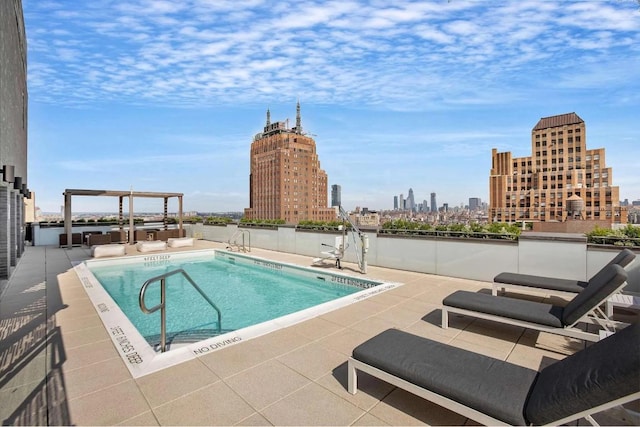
88 254 362 344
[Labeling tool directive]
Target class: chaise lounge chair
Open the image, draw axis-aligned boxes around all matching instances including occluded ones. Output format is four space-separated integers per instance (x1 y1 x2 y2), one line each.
348 323 640 426
442 264 627 342
492 248 636 297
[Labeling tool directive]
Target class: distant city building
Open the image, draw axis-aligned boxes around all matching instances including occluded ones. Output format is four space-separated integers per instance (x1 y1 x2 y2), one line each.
331 184 341 207
489 112 626 225
407 188 415 212
393 196 398 210
244 103 336 224
442 203 448 212
399 193 404 211
350 207 380 227
469 197 481 211
430 192 437 213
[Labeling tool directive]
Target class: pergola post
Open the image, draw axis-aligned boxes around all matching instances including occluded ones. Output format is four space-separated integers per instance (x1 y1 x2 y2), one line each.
163 197 168 230
64 191 72 249
129 192 135 244
118 196 124 231
178 196 183 235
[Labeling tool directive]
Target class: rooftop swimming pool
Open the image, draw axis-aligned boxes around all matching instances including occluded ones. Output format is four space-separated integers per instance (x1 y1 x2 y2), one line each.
74 249 400 377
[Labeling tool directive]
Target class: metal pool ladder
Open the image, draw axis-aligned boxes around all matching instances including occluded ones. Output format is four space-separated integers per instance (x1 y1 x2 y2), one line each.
139 268 222 352
227 229 251 252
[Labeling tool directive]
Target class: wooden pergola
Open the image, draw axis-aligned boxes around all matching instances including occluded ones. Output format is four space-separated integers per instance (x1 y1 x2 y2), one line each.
63 189 184 248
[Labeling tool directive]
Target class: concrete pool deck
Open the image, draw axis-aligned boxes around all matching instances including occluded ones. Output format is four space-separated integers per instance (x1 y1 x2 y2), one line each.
0 240 634 425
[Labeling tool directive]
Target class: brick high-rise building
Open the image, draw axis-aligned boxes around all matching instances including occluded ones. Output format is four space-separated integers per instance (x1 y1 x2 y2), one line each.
244 103 336 224
489 113 626 225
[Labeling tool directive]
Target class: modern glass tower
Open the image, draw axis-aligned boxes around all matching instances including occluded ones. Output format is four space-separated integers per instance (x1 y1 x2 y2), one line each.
331 184 341 207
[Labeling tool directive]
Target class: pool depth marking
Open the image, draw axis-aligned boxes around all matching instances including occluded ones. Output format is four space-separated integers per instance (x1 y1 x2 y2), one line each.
75 249 402 378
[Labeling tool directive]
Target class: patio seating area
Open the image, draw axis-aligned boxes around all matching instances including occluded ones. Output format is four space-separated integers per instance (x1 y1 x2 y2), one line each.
0 240 637 426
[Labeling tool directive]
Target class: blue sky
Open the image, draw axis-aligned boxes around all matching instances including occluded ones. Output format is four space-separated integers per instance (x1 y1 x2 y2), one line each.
24 0 640 214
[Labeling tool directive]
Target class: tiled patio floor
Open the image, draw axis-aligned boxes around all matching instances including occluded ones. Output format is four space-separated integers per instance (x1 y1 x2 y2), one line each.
0 241 633 425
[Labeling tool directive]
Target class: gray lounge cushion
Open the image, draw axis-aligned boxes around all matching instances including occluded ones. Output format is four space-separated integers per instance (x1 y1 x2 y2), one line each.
494 272 587 293
352 329 538 426
443 291 564 327
562 264 627 326
493 248 635 294
525 322 640 425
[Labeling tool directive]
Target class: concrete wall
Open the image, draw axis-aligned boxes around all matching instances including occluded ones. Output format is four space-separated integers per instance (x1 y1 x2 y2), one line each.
0 0 28 281
187 224 637 283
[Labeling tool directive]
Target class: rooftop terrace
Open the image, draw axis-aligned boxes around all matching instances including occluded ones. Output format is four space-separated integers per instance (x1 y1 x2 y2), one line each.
0 240 635 425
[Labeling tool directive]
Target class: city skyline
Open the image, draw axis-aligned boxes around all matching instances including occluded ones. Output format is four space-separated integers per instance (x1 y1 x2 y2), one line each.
23 1 640 213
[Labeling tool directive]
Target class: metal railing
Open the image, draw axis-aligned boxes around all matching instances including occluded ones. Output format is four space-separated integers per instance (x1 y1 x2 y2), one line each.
139 268 221 352
227 229 251 252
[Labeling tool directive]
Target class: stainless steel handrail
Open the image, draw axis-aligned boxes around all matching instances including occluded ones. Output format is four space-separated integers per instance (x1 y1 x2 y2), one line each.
139 268 222 352
227 229 251 252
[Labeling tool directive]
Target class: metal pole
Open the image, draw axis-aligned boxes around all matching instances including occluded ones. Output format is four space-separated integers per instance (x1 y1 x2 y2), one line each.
160 278 166 352
129 191 135 244
64 191 72 249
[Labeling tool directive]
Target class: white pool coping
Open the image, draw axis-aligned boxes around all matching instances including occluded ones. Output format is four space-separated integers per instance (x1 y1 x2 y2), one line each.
73 249 402 378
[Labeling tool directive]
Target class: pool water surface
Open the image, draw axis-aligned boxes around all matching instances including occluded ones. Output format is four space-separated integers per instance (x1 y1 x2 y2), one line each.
74 249 400 377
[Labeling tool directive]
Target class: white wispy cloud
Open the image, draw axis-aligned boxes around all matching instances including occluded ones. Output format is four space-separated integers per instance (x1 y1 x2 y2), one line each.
23 0 640 110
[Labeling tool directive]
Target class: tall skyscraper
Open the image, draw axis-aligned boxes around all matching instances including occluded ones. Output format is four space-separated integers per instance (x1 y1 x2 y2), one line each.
469 197 481 211
399 194 404 211
407 188 415 212
489 112 626 224
430 192 437 212
393 196 398 210
331 184 341 207
244 103 336 224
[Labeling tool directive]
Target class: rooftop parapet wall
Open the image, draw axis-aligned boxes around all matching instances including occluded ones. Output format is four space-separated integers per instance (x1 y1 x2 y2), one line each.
191 224 637 283
32 223 637 283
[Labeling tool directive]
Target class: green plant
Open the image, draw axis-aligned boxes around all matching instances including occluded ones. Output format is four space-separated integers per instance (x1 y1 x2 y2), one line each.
205 216 232 224
586 224 640 246
240 218 285 226
622 224 640 239
379 221 520 240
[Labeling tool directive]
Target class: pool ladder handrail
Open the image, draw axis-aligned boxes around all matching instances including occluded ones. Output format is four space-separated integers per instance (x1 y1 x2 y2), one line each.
139 268 222 353
227 229 251 252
